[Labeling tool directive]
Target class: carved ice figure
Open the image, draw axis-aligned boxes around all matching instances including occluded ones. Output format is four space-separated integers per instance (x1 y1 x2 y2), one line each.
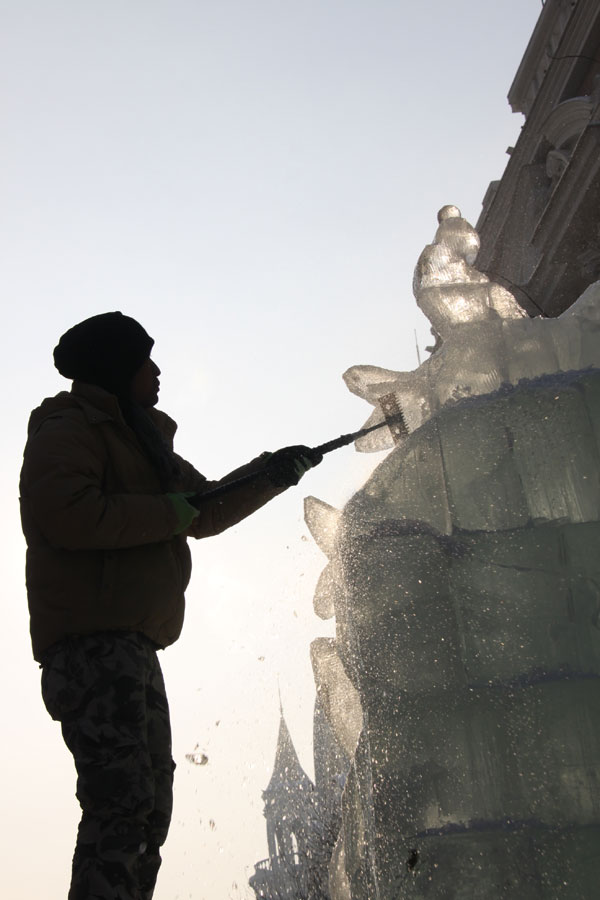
305 207 600 899
344 205 600 453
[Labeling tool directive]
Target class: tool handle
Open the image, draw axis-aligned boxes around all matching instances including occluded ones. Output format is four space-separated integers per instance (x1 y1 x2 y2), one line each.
311 431 359 455
311 411 407 456
187 437 333 505
187 411 406 506
187 471 261 506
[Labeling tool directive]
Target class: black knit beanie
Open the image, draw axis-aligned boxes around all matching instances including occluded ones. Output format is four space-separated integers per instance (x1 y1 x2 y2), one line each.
53 312 154 394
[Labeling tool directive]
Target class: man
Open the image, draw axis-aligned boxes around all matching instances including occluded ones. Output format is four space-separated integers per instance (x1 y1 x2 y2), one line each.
19 312 320 900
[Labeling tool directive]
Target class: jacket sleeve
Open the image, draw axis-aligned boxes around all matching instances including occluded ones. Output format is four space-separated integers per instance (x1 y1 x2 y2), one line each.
182 453 287 539
21 415 180 550
154 409 286 533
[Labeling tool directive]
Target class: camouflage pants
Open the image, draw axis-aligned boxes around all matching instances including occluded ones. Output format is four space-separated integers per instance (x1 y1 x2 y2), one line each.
41 631 175 900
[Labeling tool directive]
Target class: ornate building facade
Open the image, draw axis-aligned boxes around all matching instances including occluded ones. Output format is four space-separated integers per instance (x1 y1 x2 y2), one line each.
476 0 600 317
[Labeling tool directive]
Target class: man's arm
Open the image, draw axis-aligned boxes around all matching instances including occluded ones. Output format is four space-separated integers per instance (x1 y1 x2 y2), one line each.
179 452 286 539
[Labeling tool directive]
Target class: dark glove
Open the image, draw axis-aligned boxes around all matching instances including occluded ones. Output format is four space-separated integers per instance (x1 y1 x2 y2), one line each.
264 445 323 488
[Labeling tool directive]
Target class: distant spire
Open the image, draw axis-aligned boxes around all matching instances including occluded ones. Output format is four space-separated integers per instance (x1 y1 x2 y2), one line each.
263 709 314 800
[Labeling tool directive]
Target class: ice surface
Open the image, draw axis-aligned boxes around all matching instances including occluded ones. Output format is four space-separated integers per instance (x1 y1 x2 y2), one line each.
304 208 600 898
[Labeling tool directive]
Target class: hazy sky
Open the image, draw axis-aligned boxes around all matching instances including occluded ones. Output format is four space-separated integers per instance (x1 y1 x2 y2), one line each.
2 2 542 898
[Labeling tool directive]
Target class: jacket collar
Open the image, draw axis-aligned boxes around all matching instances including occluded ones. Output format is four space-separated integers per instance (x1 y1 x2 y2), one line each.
72 381 178 440
71 381 126 425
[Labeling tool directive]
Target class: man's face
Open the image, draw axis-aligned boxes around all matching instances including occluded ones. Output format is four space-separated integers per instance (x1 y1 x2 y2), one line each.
129 358 161 407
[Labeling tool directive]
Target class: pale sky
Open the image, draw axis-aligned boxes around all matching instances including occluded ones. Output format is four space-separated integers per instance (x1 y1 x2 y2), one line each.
1 2 543 898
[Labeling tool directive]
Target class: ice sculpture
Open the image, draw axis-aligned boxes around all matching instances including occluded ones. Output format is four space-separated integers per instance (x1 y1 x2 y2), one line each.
344 205 599 455
306 207 600 898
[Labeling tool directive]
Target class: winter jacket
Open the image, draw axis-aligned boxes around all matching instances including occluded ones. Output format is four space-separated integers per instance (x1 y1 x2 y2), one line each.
20 381 283 660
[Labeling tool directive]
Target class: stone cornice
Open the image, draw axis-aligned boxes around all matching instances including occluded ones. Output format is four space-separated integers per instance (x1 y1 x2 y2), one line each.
509 0 577 116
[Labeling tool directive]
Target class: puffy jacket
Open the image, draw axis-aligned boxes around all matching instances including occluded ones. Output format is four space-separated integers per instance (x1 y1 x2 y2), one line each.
20 382 283 660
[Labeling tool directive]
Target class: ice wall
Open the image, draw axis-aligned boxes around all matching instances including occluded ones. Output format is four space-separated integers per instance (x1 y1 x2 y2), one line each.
306 207 600 899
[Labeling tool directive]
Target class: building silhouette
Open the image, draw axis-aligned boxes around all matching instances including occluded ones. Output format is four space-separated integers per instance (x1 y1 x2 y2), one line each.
249 700 348 900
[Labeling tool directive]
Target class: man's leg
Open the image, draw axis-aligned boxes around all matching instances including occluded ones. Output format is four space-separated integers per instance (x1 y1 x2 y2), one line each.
138 646 175 899
41 633 173 900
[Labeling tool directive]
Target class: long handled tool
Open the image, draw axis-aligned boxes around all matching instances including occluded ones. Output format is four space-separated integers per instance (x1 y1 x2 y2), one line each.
312 399 407 455
190 401 408 505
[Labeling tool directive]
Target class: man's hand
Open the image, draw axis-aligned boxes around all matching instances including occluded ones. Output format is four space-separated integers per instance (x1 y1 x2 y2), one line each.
264 445 323 488
167 492 200 534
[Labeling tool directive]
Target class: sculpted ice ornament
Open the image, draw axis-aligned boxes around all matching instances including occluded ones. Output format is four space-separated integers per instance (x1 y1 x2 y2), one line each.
305 208 600 899
343 205 600 531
